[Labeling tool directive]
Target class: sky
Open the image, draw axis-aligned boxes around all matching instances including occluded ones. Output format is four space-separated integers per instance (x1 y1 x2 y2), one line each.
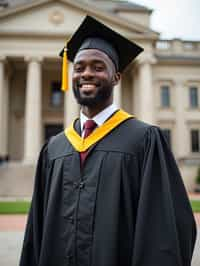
130 0 200 40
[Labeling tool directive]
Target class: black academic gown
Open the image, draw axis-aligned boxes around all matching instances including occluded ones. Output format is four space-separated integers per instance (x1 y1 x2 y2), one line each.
20 117 196 266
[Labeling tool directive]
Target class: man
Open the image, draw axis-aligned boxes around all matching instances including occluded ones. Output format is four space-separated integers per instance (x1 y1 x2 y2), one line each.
20 16 196 266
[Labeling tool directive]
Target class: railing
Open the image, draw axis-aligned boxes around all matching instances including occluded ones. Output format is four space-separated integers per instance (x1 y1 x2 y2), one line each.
155 39 200 54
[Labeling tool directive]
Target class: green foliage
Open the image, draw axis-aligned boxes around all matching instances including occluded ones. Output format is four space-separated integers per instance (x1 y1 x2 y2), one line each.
190 200 200 212
0 200 199 214
0 201 30 214
196 167 200 184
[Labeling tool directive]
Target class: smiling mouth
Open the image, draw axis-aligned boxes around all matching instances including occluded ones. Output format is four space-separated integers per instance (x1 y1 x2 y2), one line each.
79 84 97 93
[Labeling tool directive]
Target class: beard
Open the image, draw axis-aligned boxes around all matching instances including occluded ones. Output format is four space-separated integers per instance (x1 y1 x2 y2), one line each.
73 80 113 107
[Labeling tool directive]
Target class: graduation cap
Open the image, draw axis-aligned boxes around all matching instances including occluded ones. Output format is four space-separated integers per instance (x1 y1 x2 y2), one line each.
60 15 143 91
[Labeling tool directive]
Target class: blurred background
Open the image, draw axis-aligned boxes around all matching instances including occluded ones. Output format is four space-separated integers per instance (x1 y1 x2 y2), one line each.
131 0 200 40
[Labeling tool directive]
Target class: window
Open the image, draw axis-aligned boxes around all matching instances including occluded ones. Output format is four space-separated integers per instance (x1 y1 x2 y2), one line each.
161 85 170 107
156 41 170 50
163 129 171 147
189 87 198 108
50 81 63 107
184 42 194 50
190 129 200 152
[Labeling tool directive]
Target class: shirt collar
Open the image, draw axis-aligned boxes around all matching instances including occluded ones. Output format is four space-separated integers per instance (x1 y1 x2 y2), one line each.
80 103 118 132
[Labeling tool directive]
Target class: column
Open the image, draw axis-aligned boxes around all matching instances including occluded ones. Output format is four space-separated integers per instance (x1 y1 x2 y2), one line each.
2 66 9 161
0 57 5 160
131 66 139 116
0 56 9 162
175 80 187 158
24 57 42 163
64 62 79 128
137 54 156 124
113 79 122 108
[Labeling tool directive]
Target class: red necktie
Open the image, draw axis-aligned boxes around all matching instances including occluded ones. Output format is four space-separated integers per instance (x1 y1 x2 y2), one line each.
80 120 97 167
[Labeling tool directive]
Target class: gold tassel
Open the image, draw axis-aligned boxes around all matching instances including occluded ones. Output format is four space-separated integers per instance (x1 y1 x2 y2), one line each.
61 46 68 91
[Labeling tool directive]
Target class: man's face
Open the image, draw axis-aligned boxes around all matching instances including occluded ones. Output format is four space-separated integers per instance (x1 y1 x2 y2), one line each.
72 49 117 107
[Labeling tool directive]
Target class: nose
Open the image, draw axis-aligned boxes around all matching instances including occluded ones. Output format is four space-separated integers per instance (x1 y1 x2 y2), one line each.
81 66 94 80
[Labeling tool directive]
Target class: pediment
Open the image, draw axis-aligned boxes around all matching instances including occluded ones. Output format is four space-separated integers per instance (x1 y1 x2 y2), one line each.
0 0 158 39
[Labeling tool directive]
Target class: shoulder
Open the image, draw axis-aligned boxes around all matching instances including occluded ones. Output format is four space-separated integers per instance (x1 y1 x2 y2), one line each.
119 117 155 140
117 117 166 150
96 116 159 154
127 119 166 144
125 117 152 131
46 131 74 160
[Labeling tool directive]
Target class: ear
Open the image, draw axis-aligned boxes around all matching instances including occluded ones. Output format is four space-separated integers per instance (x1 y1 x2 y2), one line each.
112 72 121 86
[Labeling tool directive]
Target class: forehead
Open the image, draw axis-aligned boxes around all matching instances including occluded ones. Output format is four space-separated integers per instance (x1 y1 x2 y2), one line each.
74 49 114 67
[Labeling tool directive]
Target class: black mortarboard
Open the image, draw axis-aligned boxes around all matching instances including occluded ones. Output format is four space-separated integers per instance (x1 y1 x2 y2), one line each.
60 15 143 90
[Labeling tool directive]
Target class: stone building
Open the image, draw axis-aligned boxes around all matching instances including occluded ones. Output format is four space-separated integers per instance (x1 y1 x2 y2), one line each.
0 0 200 196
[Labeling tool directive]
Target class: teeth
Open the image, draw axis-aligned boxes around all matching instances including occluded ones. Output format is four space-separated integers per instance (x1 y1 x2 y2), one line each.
81 84 95 89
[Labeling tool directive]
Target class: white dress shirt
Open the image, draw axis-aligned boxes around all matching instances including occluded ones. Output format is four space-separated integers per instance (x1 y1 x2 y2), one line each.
80 104 118 137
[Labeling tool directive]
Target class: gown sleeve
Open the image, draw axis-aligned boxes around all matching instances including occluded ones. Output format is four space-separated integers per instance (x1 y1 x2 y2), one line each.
132 126 197 266
20 142 49 266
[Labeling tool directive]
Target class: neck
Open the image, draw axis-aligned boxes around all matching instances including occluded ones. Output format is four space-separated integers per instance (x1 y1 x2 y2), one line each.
81 100 112 118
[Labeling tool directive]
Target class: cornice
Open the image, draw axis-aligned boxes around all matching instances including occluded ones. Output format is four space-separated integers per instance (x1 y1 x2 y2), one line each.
24 55 43 63
0 0 159 38
155 55 200 65
0 30 159 41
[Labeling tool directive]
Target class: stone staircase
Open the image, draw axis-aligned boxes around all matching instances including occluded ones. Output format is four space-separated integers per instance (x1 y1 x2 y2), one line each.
0 163 35 197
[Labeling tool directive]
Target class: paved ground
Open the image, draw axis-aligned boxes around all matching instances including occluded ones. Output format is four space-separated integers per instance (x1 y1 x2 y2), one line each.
192 227 200 266
0 215 26 231
0 231 24 266
0 214 199 266
0 195 199 266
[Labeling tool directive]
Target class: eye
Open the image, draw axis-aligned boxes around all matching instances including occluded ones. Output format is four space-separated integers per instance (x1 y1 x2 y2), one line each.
94 64 105 72
74 65 84 72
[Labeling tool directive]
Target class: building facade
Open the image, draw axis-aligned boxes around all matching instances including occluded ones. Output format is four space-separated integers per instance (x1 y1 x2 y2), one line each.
0 0 200 196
